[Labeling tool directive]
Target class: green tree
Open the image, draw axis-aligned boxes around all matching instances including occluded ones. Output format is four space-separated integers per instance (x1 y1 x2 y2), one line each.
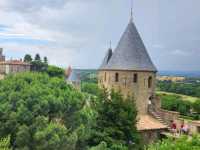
44 56 48 64
157 80 200 98
34 122 75 150
0 136 11 150
31 61 48 72
147 135 200 150
34 53 41 61
81 82 100 95
23 54 32 62
47 65 64 78
88 89 141 149
160 94 192 116
0 72 96 149
193 100 200 114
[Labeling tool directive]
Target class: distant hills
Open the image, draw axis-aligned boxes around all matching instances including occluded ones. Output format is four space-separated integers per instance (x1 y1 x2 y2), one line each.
158 71 200 78
73 69 200 78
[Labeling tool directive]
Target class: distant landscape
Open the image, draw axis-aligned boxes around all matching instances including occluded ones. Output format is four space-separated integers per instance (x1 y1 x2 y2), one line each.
158 70 200 78
77 69 200 121
74 69 200 78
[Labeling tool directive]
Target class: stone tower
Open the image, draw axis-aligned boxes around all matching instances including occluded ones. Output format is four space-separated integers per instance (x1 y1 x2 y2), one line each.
98 18 157 115
0 48 5 62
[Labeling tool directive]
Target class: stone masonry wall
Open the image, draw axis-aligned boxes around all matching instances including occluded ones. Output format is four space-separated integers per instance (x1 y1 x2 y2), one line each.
98 70 156 115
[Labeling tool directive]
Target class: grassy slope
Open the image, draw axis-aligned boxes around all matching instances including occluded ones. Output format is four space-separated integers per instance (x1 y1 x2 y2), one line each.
156 91 199 103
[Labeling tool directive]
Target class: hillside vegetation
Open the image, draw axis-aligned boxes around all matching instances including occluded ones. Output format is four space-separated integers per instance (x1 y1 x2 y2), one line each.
157 91 199 103
157 92 200 120
0 72 140 150
147 135 200 150
157 80 200 98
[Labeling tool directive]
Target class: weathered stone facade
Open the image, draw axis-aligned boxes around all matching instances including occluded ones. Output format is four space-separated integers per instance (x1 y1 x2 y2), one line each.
98 70 156 115
0 60 31 75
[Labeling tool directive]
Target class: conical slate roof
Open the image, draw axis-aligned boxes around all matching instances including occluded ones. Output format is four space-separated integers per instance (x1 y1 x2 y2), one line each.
100 20 157 72
99 48 112 69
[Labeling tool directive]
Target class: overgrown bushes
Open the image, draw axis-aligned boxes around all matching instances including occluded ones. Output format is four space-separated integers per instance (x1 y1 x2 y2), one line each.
158 93 200 120
157 80 200 98
147 135 200 150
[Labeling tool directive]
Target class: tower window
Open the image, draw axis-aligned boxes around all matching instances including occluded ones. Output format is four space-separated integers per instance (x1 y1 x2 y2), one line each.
115 73 119 82
148 76 152 88
133 73 138 83
104 72 107 82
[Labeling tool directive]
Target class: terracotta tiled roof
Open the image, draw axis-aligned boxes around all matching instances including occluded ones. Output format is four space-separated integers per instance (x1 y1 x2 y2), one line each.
137 115 168 131
0 60 31 65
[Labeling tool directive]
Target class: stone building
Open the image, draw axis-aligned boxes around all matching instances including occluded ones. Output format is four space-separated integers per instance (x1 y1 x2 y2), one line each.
0 60 31 75
65 66 81 89
98 15 168 143
0 48 5 62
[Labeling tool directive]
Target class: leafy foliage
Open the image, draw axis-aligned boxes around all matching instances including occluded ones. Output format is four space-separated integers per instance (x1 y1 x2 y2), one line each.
76 69 97 83
160 94 191 115
88 89 141 150
47 65 64 78
23 54 32 63
43 56 48 64
0 73 140 149
0 136 10 150
157 80 200 98
0 72 96 149
193 100 200 114
31 60 48 72
147 135 200 150
24 53 64 78
34 53 41 61
81 82 100 95
159 93 200 119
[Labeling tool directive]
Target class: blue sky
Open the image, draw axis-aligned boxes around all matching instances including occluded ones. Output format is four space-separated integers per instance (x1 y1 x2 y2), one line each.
0 0 199 71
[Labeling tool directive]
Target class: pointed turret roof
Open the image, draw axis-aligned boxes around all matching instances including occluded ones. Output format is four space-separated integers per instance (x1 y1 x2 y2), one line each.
100 20 157 72
99 48 112 69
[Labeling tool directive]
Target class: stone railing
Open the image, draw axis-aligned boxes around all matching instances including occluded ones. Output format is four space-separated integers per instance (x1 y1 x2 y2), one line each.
156 108 180 125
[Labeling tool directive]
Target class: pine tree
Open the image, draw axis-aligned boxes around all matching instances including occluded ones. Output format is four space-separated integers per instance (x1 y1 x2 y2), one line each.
24 54 32 62
34 54 41 61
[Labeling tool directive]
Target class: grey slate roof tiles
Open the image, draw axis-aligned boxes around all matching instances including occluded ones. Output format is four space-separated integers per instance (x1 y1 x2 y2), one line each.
99 20 157 72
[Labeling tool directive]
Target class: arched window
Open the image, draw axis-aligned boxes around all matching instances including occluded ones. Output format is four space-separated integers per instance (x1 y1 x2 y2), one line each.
133 73 138 83
104 72 107 82
115 73 119 82
148 76 152 88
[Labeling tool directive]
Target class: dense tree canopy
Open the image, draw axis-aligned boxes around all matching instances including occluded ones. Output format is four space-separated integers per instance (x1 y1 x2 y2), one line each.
0 73 140 150
147 135 200 150
193 100 200 114
0 136 10 150
31 60 48 72
47 65 64 78
88 89 141 149
157 80 200 98
158 93 200 120
23 54 65 78
81 82 100 96
0 73 96 149
23 54 32 63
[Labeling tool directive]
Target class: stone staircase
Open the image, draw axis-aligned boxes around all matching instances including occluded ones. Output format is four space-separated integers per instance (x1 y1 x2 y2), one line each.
148 106 169 127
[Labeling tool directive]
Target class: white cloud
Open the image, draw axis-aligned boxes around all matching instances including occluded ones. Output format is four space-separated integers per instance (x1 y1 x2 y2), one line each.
171 49 189 56
152 44 165 49
0 0 96 68
0 0 200 70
